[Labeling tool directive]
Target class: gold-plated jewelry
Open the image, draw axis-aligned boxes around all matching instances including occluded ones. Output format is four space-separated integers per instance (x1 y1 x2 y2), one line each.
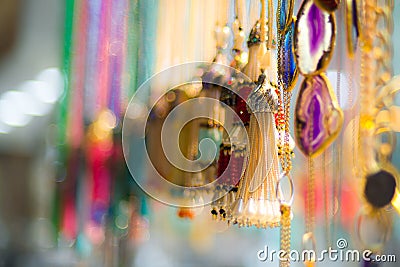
293 1 342 160
356 0 397 254
332 11 343 245
294 0 336 76
276 1 297 266
358 0 382 171
306 157 316 233
276 2 297 171
391 187 400 215
293 3 342 266
277 174 294 267
303 81 315 253
280 204 292 267
232 73 281 228
322 152 332 246
302 232 316 267
231 0 283 229
294 74 343 157
359 0 395 193
230 12 268 225
347 53 359 177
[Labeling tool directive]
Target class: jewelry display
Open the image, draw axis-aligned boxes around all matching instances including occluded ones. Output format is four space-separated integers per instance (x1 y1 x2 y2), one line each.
41 0 400 265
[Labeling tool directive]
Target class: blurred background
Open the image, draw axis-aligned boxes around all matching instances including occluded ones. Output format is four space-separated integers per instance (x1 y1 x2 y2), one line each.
0 0 400 267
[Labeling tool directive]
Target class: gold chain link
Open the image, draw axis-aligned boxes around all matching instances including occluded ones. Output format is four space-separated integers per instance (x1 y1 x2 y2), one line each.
280 204 292 267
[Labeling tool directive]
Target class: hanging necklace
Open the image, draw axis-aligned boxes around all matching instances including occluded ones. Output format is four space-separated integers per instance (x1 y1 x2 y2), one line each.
276 0 297 187
294 1 343 266
330 2 345 248
357 0 397 260
230 17 265 225
231 0 281 228
212 0 249 222
276 0 298 265
200 0 242 222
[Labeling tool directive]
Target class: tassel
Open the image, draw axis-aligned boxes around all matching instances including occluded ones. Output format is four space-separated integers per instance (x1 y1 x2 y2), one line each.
231 73 281 228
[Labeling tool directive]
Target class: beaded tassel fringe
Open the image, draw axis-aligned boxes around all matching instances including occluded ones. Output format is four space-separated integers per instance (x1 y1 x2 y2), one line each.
230 74 281 228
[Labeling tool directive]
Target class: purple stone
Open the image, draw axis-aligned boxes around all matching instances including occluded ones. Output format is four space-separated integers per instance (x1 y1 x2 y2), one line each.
308 3 325 55
294 75 343 156
294 0 335 75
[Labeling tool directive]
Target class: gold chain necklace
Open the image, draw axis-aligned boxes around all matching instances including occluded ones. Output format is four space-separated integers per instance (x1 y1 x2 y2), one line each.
293 1 343 266
357 0 396 255
276 0 297 265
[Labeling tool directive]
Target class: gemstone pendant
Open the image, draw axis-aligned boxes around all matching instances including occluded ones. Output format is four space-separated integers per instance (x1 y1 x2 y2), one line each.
345 0 360 58
294 74 343 157
277 0 295 33
294 0 336 75
314 0 341 13
279 19 298 91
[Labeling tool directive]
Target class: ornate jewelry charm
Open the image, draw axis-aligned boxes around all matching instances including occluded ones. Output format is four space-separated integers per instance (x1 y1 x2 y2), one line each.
294 0 336 75
294 74 343 157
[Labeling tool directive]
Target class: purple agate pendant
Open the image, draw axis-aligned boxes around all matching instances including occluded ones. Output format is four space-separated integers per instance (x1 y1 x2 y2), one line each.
294 74 343 156
294 0 336 75
279 19 298 91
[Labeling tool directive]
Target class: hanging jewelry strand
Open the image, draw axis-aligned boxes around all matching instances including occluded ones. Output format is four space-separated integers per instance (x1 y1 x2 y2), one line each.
276 0 298 266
